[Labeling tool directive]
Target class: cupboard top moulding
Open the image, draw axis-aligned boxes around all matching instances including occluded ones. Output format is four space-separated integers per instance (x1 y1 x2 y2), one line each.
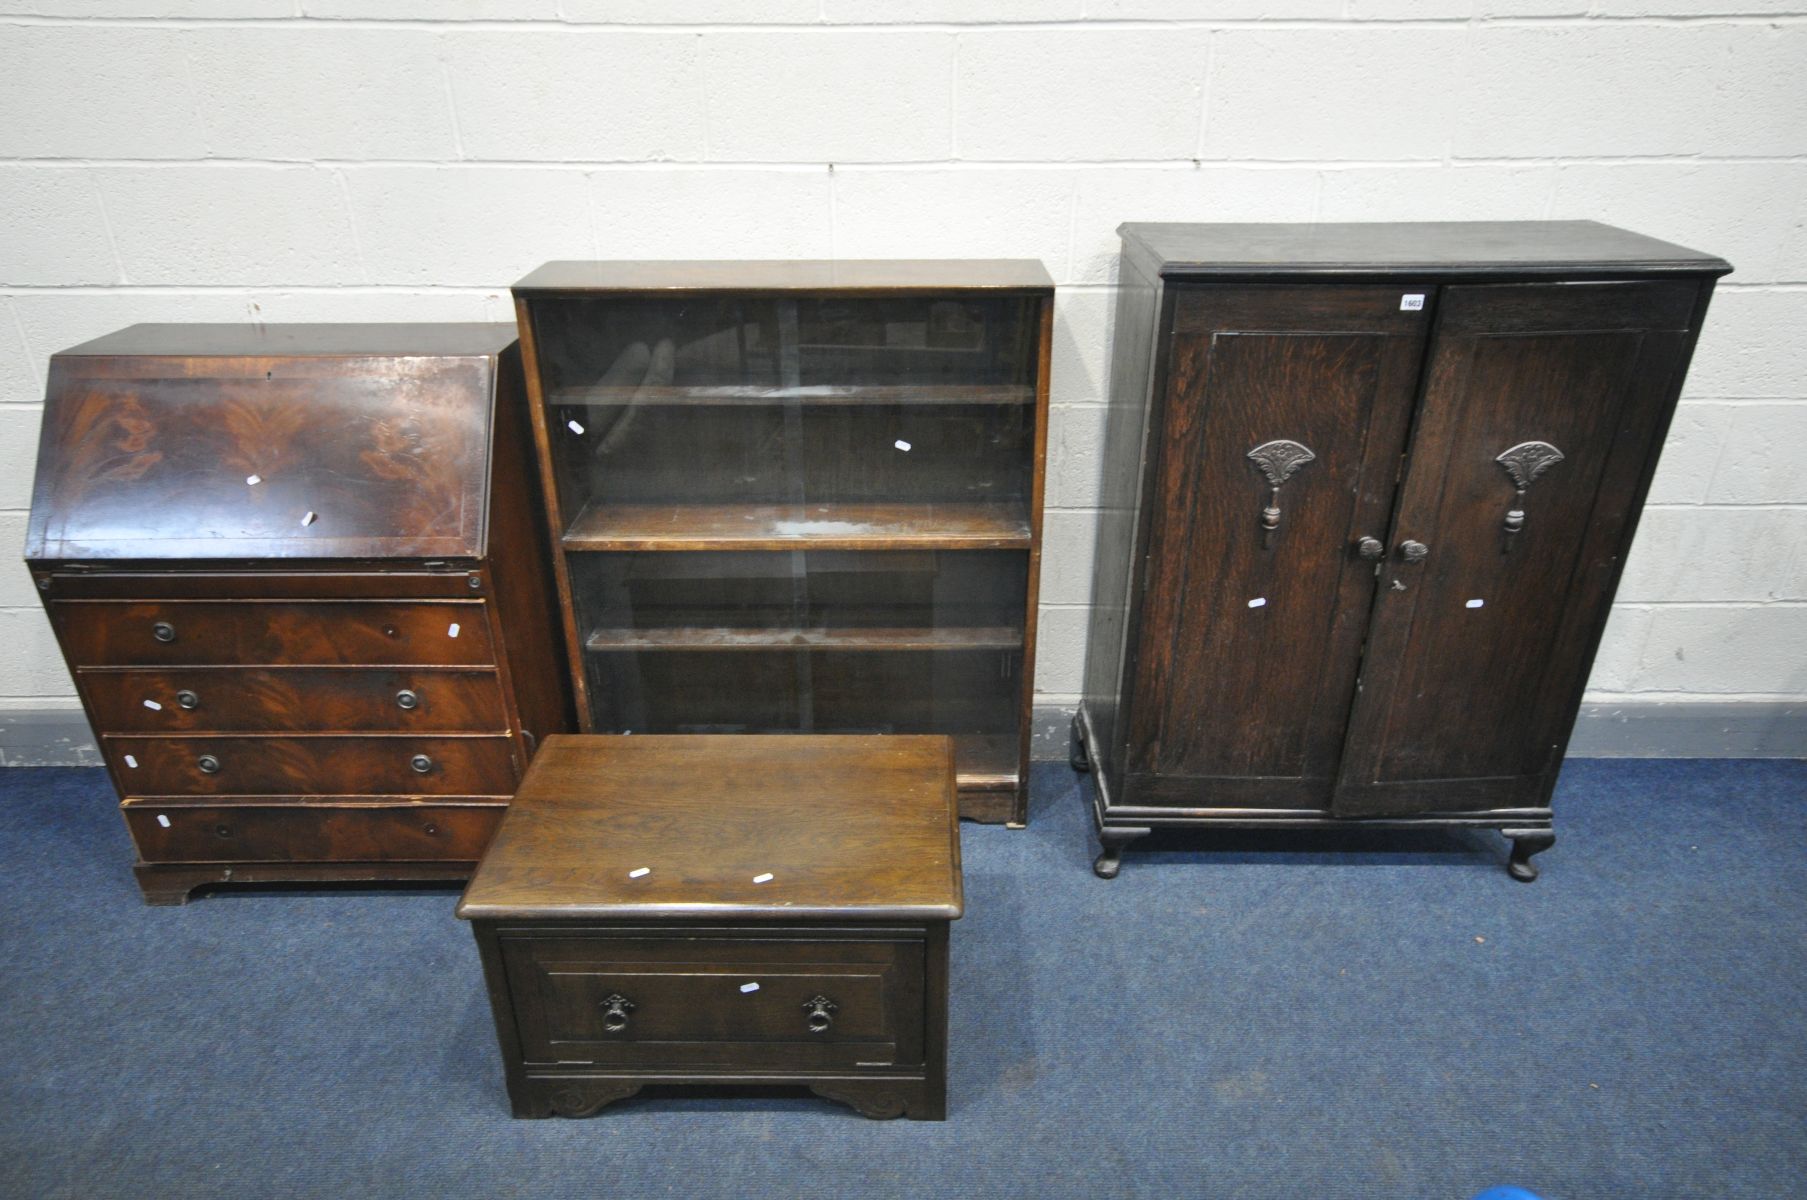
25 323 521 565
1121 220 1732 284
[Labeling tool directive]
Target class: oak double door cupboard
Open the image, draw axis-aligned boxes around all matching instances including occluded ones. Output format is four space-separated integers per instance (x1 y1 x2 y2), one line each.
513 261 1055 825
1076 222 1729 879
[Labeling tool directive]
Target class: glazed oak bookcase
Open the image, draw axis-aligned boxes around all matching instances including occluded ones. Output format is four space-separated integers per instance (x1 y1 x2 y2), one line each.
513 261 1054 824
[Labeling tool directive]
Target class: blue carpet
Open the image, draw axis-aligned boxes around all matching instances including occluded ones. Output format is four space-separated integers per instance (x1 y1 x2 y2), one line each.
2 759 1804 1200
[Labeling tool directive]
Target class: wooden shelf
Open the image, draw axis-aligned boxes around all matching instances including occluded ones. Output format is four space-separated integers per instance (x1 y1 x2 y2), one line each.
551 382 1033 407
585 625 1022 653
562 500 1032 552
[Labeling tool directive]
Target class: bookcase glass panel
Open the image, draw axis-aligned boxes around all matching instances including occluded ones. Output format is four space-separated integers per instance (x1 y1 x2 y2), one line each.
526 293 1040 534
569 549 1027 788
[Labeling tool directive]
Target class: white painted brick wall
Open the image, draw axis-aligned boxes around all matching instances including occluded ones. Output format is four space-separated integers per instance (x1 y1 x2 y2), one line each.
0 2 1802 720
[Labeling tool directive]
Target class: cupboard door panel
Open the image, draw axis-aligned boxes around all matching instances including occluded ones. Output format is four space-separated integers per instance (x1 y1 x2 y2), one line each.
1124 286 1428 806
1335 282 1698 815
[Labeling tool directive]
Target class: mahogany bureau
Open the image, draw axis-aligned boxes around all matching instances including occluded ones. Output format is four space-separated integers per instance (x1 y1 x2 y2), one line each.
457 734 963 1120
25 324 571 905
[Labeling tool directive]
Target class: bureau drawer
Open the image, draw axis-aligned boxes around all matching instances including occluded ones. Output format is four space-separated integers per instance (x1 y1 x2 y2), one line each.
124 801 503 863
501 934 925 1070
52 600 494 667
106 735 518 797
80 668 509 733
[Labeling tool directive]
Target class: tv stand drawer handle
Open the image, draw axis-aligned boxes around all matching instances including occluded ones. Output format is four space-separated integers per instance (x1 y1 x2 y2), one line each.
600 993 636 1033
803 994 838 1034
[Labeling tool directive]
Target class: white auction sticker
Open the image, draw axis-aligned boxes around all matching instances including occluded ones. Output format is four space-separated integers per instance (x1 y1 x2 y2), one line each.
628 867 650 878
156 813 171 828
739 982 760 993
447 623 460 638
1400 294 1425 311
142 699 162 710
895 439 912 452
1466 598 1485 609
567 419 585 435
752 873 774 884
1248 597 1267 609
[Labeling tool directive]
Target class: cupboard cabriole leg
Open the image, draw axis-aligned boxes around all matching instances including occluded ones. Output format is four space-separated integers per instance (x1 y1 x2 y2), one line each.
1504 828 1556 882
1093 828 1147 880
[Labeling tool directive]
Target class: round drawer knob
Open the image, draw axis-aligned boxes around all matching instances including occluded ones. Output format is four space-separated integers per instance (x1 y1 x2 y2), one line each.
395 689 420 711
214 824 232 838
152 621 176 643
196 754 221 774
422 822 439 836
175 690 200 711
1400 539 1430 563
803 994 838 1034
410 754 433 774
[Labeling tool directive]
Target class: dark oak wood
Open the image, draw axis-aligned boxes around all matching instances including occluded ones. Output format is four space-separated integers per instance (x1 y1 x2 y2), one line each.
513 263 1053 824
25 324 573 904
1080 222 1729 879
458 734 960 1121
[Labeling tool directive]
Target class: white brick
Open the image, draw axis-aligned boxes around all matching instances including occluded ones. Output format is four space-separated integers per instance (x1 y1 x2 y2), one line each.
0 303 38 407
831 169 1074 278
10 293 255 369
1049 288 1113 408
1204 29 1467 161
1646 402 1732 506
1591 0 1800 12
0 1 291 12
1456 25 1807 159
0 408 47 512
1705 404 1807 505
0 515 43 609
0 607 77 698
1685 291 1807 399
241 290 506 324
343 167 593 287
1550 163 1807 286
1349 0 1592 13
1619 508 1807 603
562 0 816 18
1086 0 1340 15
1033 604 1089 695
0 168 117 287
1624 604 1807 694
591 170 832 259
703 33 953 162
99 167 362 287
0 28 204 159
447 32 706 163
826 0 1081 19
958 30 1208 162
1583 604 1653 693
1040 509 1099 607
304 0 555 16
1317 166 1557 223
188 29 457 160
1069 166 1317 286
1046 404 1107 508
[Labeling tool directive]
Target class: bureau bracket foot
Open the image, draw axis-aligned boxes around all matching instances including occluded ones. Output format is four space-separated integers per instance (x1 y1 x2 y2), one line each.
810 1079 943 1121
1503 828 1556 882
1093 827 1150 880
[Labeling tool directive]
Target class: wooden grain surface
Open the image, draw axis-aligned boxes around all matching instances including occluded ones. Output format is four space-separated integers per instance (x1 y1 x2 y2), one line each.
560 499 1032 551
457 734 963 921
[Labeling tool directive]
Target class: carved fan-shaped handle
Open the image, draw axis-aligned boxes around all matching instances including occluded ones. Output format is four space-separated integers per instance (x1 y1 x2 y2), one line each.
1246 439 1316 549
1495 441 1564 551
